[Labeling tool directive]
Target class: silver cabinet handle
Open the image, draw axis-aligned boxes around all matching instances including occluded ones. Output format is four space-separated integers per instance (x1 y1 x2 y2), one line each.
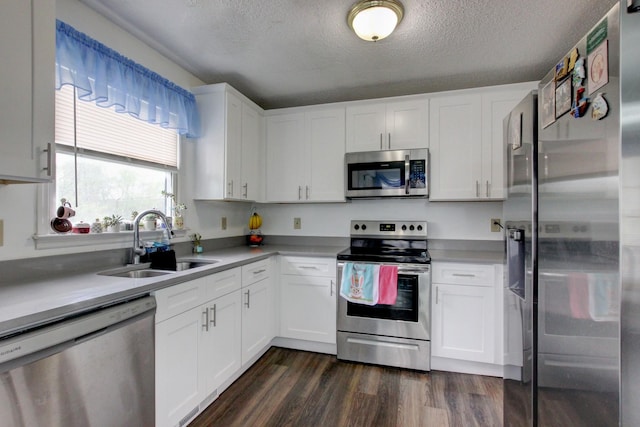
452 273 476 277
388 133 391 149
298 185 302 200
306 185 310 200
210 304 216 328
43 143 53 176
486 180 489 197
404 154 410 195
202 307 209 331
380 133 383 150
330 279 335 296
243 183 248 198
436 286 439 304
476 180 479 197
253 269 266 275
300 265 319 270
245 289 251 308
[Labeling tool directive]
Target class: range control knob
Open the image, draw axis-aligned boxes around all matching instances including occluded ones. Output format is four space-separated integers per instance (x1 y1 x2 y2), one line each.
354 224 360 230
401 225 407 231
417 225 423 231
409 225 415 231
361 224 367 231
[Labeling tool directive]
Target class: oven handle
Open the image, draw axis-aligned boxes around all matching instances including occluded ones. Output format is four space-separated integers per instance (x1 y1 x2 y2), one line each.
404 154 411 195
337 262 429 275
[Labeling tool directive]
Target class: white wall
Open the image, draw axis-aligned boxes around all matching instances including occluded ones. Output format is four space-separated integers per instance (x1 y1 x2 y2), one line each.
257 199 504 241
0 0 243 261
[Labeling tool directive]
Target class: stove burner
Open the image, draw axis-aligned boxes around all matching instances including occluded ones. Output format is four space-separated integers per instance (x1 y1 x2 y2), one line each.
340 220 430 264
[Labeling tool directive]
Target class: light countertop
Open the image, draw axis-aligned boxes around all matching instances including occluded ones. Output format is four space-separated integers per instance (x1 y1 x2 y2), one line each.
0 244 346 337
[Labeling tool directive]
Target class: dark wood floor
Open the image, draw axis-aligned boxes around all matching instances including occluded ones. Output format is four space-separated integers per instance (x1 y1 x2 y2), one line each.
190 347 503 427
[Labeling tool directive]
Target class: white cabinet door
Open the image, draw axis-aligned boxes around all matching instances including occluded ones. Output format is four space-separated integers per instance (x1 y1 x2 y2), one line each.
241 102 263 201
345 103 386 152
225 92 243 198
429 94 483 200
432 283 495 363
206 290 242 393
481 90 531 199
280 275 336 343
0 0 54 183
346 100 428 152
265 113 306 201
241 278 272 365
306 108 345 202
385 99 429 150
155 306 203 427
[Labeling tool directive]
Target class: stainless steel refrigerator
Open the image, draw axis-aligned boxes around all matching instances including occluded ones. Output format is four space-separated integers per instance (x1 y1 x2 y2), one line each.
503 2 640 425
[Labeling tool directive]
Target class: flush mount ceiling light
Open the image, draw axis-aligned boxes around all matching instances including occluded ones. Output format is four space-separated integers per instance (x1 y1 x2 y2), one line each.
347 0 404 42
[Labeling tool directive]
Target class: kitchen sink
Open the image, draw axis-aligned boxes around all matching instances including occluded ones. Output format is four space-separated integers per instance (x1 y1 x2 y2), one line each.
106 269 173 279
175 260 219 271
98 259 219 278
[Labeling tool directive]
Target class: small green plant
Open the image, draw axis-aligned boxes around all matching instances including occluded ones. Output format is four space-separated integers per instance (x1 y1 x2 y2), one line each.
131 210 139 220
103 214 123 228
190 233 202 246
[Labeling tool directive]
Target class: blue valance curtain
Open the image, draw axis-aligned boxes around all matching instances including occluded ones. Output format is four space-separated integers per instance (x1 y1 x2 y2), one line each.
55 20 200 138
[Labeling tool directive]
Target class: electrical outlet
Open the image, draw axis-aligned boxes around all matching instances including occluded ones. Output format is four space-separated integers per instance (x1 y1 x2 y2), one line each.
221 217 227 230
491 218 502 232
293 217 301 230
0 219 3 246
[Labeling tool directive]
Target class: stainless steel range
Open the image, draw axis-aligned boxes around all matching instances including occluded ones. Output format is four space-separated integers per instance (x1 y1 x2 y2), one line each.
336 220 431 371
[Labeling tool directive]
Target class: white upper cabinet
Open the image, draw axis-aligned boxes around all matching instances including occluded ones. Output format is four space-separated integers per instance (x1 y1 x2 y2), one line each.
192 83 264 201
429 83 536 201
429 94 483 200
346 99 428 152
266 107 345 202
0 0 55 183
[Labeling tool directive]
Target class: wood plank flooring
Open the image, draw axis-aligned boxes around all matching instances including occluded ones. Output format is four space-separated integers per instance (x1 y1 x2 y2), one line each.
190 347 503 427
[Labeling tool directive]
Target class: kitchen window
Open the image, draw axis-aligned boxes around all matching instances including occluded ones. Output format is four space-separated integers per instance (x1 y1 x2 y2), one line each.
53 84 178 226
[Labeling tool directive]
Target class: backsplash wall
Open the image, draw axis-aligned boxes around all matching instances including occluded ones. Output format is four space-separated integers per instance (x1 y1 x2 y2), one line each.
257 199 504 240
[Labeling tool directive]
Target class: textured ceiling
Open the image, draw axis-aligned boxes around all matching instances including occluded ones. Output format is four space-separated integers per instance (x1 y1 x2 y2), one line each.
81 0 619 109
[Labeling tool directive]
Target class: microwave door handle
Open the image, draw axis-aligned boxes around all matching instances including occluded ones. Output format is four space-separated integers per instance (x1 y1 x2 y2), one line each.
405 155 410 194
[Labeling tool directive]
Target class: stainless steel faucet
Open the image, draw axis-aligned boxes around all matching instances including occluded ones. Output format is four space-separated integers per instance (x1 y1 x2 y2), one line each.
131 209 174 264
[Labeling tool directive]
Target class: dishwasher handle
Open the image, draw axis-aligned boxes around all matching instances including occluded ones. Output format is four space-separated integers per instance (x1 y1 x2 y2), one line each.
0 296 156 366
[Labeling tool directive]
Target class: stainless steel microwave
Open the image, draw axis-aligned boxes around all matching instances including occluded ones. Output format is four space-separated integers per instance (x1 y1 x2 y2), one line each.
345 148 429 199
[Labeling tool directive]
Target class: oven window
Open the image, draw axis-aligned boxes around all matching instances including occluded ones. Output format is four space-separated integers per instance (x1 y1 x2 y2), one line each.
347 274 418 322
348 161 404 190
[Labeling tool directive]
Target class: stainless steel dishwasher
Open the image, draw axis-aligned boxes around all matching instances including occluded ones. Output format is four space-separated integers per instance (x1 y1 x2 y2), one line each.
0 296 156 427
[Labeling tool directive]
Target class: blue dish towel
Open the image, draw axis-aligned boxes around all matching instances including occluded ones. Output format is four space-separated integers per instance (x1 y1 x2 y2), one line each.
340 262 379 306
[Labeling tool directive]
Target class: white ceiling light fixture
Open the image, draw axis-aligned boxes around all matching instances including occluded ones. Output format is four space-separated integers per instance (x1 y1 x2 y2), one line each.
347 0 404 42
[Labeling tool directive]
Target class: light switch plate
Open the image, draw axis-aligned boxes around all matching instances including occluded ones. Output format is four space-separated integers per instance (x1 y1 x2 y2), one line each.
293 217 301 230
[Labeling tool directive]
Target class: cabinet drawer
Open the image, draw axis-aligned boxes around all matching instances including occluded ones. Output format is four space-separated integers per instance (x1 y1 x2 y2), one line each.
242 259 271 287
432 262 495 286
205 267 242 301
154 276 208 323
280 256 336 277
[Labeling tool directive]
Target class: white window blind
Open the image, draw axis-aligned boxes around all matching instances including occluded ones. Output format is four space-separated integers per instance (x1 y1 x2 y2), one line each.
55 85 178 168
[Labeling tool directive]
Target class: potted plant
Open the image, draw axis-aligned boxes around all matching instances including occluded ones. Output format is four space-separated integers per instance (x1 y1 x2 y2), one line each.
162 190 186 230
190 232 203 253
143 213 157 231
103 214 123 233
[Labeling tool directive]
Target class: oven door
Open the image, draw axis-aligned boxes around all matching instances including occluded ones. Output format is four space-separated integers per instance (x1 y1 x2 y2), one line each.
337 262 431 341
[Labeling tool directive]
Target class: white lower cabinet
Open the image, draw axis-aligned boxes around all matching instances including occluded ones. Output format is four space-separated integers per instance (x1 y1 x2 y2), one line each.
154 268 242 427
431 262 503 371
241 259 274 365
279 256 337 344
155 304 203 427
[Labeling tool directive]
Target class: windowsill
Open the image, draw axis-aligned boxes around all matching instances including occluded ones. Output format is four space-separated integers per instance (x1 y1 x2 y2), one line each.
32 229 189 250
